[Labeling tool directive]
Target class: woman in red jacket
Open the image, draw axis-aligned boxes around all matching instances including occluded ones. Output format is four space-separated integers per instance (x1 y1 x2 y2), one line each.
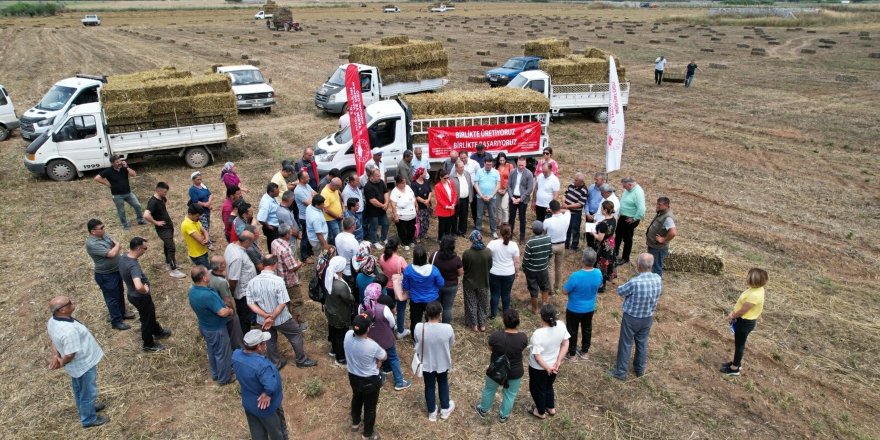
433 168 458 241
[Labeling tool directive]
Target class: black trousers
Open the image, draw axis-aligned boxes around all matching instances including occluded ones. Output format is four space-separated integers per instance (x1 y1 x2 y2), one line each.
566 310 595 354
329 325 348 363
235 296 254 335
155 227 177 269
509 198 527 240
128 294 165 348
470 197 478 224
437 215 455 241
733 318 757 367
528 366 557 416
655 69 664 85
409 301 428 339
349 373 382 437
615 216 640 262
535 206 549 222
396 218 416 246
455 197 469 235
263 225 279 253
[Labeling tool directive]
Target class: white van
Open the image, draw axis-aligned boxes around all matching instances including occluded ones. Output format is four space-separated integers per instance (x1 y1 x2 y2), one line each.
216 65 276 111
19 75 104 140
0 85 19 141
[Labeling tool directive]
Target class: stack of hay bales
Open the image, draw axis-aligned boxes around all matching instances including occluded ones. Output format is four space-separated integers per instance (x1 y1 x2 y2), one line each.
406 88 549 118
262 0 277 14
663 239 724 275
102 67 238 135
272 7 292 27
524 38 571 59
348 36 448 83
537 47 626 84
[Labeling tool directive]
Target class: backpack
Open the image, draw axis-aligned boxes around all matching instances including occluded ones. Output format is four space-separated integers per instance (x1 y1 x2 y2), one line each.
486 354 511 388
307 275 326 303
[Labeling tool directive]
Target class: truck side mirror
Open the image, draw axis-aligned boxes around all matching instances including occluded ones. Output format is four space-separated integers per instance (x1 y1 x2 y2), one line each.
51 132 61 143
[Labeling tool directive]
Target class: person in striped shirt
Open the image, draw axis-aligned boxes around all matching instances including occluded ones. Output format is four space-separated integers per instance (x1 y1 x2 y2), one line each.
562 173 589 251
521 221 553 313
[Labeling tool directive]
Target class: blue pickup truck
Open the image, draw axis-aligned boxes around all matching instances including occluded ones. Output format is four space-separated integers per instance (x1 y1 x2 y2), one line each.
485 56 542 87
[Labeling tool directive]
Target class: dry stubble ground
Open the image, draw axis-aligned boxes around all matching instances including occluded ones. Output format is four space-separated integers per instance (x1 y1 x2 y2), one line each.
0 3 878 439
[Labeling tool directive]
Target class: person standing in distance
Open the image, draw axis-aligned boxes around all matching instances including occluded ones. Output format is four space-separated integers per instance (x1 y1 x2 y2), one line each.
654 56 668 85
94 155 145 229
85 219 135 330
609 253 663 381
645 197 677 276
685 60 701 88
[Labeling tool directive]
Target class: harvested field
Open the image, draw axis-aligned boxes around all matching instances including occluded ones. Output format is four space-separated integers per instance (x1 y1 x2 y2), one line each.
0 3 878 440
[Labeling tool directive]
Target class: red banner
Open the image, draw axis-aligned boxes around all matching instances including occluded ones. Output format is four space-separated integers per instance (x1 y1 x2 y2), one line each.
427 121 542 159
345 64 371 178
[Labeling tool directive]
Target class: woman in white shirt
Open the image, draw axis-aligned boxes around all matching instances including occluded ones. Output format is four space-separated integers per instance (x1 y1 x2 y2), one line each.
389 174 418 249
414 302 456 421
487 224 520 320
527 304 570 419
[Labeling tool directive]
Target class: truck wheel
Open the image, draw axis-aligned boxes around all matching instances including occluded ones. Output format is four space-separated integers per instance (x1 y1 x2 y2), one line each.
46 159 77 181
341 103 349 115
185 146 211 168
593 108 609 123
0 125 9 141
341 169 357 186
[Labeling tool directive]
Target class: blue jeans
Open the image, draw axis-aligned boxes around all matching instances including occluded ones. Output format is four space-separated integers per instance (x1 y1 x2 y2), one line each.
613 313 654 378
382 345 405 387
565 210 583 249
475 196 497 234
190 253 210 269
478 375 522 418
71 366 99 426
438 284 457 324
395 300 408 334
327 218 341 244
489 273 514 319
201 327 232 384
648 247 669 277
685 74 695 88
111 192 143 228
423 370 450 413
364 215 389 244
94 271 125 326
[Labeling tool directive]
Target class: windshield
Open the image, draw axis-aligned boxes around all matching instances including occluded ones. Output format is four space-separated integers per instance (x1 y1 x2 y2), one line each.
502 59 526 70
507 74 529 89
327 67 346 86
36 85 76 111
333 112 375 144
227 70 266 86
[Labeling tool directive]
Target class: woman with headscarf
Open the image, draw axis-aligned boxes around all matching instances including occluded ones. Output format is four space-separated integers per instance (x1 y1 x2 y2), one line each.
411 167 433 244
189 171 216 249
361 283 411 391
353 241 379 302
324 255 353 366
220 161 250 193
462 230 493 332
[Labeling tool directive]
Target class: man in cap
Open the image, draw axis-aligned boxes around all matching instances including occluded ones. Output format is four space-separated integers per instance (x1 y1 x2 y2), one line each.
232 330 288 439
188 265 235 385
47 295 109 428
365 151 387 183
345 311 387 440
85 218 135 330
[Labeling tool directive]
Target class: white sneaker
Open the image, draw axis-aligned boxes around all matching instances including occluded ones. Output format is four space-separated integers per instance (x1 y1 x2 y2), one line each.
402 245 411 251
168 269 186 279
373 242 385 250
492 232 498 239
428 410 438 422
396 329 411 339
440 400 456 420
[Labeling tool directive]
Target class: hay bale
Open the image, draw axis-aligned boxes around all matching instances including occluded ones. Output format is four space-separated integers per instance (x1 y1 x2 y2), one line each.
835 74 859 83
701 48 714 52
649 39 661 44
467 75 485 84
481 60 497 67
870 53 880 59
613 40 625 45
751 48 766 56
800 48 816 54
381 35 409 45
524 38 571 59
349 39 449 82
663 240 724 275
476 50 491 56
737 44 750 48
709 63 728 69
405 88 549 118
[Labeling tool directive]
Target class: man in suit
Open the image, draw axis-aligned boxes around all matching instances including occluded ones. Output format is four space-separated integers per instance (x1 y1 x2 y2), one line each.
507 156 535 242
450 159 473 237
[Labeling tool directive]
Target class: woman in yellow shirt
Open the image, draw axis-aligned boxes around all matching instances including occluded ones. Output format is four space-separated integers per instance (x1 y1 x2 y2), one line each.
721 268 768 376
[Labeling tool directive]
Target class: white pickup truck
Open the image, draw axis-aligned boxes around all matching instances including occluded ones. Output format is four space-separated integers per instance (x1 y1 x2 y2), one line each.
24 102 230 181
430 4 454 12
383 6 400 13
254 11 273 20
216 65 276 111
315 63 448 115
507 70 630 122
313 97 549 183
82 15 101 26
0 85 19 141
19 75 104 141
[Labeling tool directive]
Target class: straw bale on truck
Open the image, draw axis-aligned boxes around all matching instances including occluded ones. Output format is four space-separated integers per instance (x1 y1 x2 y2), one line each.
524 38 571 59
262 0 278 14
538 47 626 84
405 88 549 118
101 68 239 135
348 36 448 83
272 7 292 28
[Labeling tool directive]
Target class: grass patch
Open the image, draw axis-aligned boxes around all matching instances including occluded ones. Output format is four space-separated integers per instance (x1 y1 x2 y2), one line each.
302 377 325 398
0 1 64 17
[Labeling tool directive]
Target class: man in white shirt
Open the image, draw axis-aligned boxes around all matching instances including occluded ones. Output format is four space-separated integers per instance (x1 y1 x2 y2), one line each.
364 151 387 183
451 160 473 236
532 162 560 222
411 146 429 174
458 150 481 225
224 230 259 335
542 200 571 294
47 296 109 428
335 217 360 286
654 56 668 85
593 184 620 224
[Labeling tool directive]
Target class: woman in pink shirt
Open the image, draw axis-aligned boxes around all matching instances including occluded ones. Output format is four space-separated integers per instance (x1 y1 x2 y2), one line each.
535 148 559 177
220 162 250 193
379 236 410 338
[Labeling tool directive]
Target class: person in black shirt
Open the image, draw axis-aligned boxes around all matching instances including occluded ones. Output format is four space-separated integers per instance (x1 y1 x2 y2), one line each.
475 309 528 423
94 155 145 229
293 148 319 192
144 182 186 279
119 237 172 352
362 167 389 249
685 60 701 88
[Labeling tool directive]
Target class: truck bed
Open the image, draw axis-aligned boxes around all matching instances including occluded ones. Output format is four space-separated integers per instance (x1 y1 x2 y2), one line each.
380 78 449 99
549 82 630 111
108 120 228 154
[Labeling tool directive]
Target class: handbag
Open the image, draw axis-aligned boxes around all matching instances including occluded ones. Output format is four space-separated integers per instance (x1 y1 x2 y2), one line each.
392 259 408 301
411 321 425 378
486 354 511 388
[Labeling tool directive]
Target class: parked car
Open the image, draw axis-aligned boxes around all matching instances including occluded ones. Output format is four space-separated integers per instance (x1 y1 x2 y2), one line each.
384 6 401 13
19 75 104 141
81 15 101 26
0 85 19 141
216 65 276 111
485 56 541 87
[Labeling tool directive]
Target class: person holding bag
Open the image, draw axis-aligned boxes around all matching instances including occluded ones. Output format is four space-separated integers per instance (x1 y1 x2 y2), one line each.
527 304 569 419
402 245 445 338
414 302 456 421
361 283 411 391
474 309 528 424
379 237 409 339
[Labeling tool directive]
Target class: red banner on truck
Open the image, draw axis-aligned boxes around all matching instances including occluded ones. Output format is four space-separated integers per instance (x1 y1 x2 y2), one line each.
345 64 371 178
427 121 542 158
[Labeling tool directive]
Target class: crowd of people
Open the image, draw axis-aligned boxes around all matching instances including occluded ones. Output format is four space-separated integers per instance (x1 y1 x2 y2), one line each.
48 149 767 439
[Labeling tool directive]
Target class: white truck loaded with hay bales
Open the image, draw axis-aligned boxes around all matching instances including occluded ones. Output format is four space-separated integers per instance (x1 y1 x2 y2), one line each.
19 75 104 141
215 65 276 111
0 85 20 141
511 39 630 122
24 69 239 182
313 88 550 183
315 36 449 114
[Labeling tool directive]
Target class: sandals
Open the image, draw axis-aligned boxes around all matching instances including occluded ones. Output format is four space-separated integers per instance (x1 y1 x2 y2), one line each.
526 407 547 420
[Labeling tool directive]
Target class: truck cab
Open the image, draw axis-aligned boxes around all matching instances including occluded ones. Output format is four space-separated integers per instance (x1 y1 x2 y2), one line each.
19 75 104 141
508 70 629 122
82 15 101 26
315 64 381 114
486 56 542 87
216 65 276 111
313 98 411 182
254 11 273 20
0 85 19 141
24 103 109 181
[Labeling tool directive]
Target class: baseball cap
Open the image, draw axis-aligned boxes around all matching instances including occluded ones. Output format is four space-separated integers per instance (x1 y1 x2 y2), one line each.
243 330 271 347
353 311 374 335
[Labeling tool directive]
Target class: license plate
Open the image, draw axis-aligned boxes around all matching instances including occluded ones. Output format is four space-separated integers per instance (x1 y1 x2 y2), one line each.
316 103 324 108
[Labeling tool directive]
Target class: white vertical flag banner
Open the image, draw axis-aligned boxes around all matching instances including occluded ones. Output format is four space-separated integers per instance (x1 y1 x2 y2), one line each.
606 56 625 174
